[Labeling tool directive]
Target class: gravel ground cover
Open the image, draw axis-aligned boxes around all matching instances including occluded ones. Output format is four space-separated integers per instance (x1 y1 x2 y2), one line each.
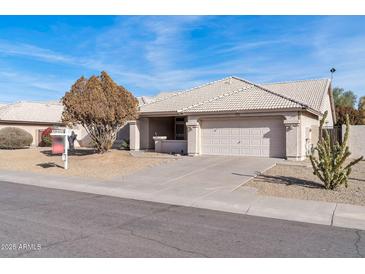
0 147 175 180
245 160 365 206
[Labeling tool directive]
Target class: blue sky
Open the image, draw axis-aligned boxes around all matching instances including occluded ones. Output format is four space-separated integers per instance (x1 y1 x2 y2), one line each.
0 16 364 103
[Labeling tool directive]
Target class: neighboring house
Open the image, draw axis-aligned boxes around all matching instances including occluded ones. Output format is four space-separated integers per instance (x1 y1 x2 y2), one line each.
0 101 131 148
0 101 90 147
0 101 64 146
137 96 155 105
130 76 335 160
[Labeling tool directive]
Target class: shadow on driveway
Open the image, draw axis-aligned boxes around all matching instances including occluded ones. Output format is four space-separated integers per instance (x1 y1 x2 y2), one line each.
255 174 324 189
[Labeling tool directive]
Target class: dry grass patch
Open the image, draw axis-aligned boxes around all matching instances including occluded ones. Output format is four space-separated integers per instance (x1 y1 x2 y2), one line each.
0 147 175 180
245 160 365 206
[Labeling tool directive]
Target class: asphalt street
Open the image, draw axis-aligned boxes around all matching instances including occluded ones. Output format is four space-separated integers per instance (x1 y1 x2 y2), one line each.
0 180 364 257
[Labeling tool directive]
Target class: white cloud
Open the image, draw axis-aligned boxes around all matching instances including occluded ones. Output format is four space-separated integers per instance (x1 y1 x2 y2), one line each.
0 39 74 64
1 16 364 101
0 68 72 96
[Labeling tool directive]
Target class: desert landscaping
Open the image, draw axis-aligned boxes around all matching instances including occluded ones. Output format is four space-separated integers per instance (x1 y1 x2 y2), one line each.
0 147 175 180
245 160 365 206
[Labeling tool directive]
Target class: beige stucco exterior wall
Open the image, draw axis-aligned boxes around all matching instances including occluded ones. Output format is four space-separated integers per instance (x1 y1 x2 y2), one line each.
186 116 200 156
299 112 320 158
321 89 334 127
129 120 140 151
283 112 301 160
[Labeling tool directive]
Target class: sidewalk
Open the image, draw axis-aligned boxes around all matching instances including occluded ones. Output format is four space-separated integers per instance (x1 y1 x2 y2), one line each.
0 169 364 231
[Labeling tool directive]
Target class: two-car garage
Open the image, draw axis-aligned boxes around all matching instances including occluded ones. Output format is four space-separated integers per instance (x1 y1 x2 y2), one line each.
200 117 286 158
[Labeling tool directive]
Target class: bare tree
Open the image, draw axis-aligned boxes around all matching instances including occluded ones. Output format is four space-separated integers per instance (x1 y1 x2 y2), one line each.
62 71 138 153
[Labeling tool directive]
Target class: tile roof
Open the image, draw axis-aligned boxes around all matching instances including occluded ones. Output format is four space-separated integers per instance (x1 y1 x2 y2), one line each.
140 76 328 114
137 96 155 105
261 78 330 112
140 77 258 113
0 101 63 123
182 85 303 113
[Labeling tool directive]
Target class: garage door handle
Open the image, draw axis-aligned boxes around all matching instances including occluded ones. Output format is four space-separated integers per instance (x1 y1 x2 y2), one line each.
237 141 240 144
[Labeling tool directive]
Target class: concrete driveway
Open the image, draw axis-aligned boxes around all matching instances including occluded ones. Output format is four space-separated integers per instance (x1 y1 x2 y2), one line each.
117 156 280 205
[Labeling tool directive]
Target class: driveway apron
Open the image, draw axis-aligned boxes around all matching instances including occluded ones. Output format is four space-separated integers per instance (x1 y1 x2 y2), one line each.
115 156 280 202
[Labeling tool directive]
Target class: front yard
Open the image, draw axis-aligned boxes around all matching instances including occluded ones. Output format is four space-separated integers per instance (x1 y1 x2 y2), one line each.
245 160 365 206
0 148 175 180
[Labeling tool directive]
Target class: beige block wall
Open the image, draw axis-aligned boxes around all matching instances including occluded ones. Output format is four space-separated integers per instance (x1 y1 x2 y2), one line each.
345 125 365 159
155 140 187 154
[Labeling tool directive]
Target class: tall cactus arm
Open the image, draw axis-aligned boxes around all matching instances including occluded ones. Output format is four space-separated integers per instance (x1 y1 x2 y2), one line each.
310 110 362 190
344 156 364 170
319 111 328 131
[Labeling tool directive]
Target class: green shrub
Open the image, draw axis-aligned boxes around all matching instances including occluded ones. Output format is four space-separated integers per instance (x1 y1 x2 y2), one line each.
0 127 33 149
120 139 130 150
310 111 363 190
39 127 53 147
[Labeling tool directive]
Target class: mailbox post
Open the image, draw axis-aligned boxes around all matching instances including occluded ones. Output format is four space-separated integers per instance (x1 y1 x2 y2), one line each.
50 128 71 170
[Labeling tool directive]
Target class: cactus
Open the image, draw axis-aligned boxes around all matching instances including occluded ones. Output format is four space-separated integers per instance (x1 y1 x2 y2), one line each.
309 111 363 190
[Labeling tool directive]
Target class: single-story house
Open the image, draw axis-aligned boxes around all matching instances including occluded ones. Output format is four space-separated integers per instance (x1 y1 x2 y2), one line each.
0 101 92 147
0 101 65 146
130 76 335 161
0 101 130 148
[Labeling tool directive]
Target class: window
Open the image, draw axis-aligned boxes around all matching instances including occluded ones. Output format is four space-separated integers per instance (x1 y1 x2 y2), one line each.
175 117 186 140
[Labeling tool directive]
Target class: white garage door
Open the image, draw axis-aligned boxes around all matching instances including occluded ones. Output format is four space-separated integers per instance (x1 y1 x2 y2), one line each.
201 117 285 158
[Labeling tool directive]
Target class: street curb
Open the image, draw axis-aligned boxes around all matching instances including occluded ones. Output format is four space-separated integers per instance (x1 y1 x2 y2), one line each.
0 170 365 231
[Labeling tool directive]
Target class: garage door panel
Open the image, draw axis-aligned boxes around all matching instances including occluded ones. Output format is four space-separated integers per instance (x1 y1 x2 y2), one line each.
240 139 250 145
231 128 240 135
231 147 241 155
201 118 285 158
251 139 262 146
